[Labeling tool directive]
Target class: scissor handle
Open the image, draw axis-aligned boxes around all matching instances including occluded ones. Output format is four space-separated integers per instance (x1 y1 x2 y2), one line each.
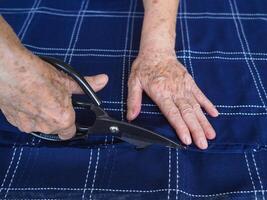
30 56 102 141
40 56 101 106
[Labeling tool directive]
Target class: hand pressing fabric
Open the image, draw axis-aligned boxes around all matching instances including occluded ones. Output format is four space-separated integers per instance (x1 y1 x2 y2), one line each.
127 48 218 149
0 16 108 140
127 0 219 149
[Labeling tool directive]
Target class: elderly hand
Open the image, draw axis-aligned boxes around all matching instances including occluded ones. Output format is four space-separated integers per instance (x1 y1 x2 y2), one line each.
0 49 108 140
127 48 219 149
0 16 108 140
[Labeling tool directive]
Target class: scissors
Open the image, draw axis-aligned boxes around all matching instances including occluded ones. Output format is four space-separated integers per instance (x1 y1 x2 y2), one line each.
31 56 183 149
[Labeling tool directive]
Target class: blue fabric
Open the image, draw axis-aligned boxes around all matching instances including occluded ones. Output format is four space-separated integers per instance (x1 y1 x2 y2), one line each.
0 0 267 199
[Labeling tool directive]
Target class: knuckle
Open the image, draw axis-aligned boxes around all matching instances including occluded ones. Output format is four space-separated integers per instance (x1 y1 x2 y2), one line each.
177 125 189 135
149 82 159 94
149 82 169 99
127 76 137 88
57 111 75 129
19 121 33 133
192 103 201 111
203 122 212 131
166 109 180 117
131 59 140 68
191 126 203 134
181 106 193 117
39 126 55 134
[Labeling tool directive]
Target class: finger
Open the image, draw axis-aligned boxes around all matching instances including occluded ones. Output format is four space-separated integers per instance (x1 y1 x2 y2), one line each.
57 124 76 140
40 105 76 136
1 108 18 126
84 74 109 92
192 84 219 117
65 74 109 94
175 98 207 149
153 96 191 145
33 118 55 134
16 112 36 133
188 97 216 140
127 77 143 121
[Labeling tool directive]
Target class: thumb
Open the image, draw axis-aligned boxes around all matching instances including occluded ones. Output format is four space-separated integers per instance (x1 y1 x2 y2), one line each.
84 74 109 92
65 74 109 94
127 77 143 121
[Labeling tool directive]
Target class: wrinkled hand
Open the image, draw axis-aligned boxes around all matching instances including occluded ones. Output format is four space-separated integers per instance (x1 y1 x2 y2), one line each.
0 50 108 140
127 49 219 149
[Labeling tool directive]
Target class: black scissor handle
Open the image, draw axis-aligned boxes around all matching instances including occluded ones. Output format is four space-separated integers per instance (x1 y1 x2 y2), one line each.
31 56 102 141
40 56 101 106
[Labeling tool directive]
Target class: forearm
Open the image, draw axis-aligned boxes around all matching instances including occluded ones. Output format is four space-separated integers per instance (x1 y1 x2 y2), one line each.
0 16 26 61
0 16 32 80
140 0 179 52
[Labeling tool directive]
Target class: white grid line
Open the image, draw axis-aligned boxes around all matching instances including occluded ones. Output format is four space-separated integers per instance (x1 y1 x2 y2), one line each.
233 0 267 107
82 149 93 200
177 56 267 61
89 148 100 200
31 51 267 60
17 0 38 38
20 0 42 41
228 0 267 113
0 147 17 194
100 102 267 108
179 0 187 68
63 0 86 62
67 0 90 64
0 199 61 200
74 106 267 115
167 148 171 200
1 187 267 198
176 149 179 200
1 12 265 22
252 152 265 200
15 138 35 187
127 0 137 76
183 0 194 78
3 6 267 16
3 7 267 22
120 0 133 121
23 44 267 56
4 148 24 198
244 153 257 200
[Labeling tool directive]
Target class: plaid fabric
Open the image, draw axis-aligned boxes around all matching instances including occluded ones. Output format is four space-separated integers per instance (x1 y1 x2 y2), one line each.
1 0 267 199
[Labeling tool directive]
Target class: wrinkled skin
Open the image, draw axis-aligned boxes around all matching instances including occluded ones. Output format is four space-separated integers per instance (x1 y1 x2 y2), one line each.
0 16 108 140
127 49 219 149
0 32 108 139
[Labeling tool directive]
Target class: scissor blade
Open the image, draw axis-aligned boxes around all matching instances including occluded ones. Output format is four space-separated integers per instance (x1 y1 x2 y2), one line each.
91 118 183 149
117 121 183 149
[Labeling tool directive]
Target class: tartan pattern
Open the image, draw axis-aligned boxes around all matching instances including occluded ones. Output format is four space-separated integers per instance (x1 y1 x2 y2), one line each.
0 0 267 199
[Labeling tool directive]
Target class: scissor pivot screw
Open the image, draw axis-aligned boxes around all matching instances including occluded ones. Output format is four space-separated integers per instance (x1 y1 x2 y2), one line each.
109 126 119 133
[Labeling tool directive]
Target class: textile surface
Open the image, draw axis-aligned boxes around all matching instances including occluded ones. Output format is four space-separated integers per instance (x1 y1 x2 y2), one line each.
0 0 267 199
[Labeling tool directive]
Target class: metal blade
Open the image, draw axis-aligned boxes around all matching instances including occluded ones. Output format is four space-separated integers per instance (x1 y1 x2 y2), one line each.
90 118 184 149
118 121 183 149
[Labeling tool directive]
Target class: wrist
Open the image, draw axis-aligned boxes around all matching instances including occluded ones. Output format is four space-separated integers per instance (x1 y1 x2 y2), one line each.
139 43 176 57
139 26 176 53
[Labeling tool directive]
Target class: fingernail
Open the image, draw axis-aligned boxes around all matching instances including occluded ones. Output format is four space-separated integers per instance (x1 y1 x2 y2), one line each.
184 136 192 145
199 139 208 149
213 108 219 117
59 134 69 140
127 108 135 120
131 108 136 116
207 130 216 140
95 74 106 85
